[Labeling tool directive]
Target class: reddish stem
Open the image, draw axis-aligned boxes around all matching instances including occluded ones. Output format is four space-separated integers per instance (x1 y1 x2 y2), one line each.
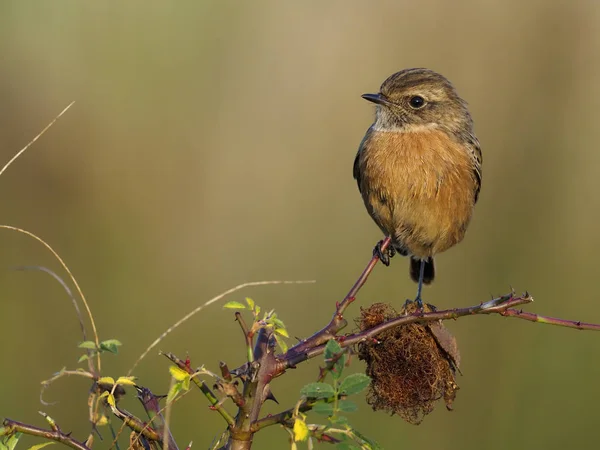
284 237 391 364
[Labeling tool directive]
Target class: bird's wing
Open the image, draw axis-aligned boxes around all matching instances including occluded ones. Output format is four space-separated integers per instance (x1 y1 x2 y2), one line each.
464 132 482 203
353 127 374 193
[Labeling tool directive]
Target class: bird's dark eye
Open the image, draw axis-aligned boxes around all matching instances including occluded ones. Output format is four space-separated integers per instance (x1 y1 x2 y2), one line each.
409 96 425 109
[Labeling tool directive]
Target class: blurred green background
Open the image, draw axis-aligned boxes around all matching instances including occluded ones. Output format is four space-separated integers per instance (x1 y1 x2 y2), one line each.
2 1 600 449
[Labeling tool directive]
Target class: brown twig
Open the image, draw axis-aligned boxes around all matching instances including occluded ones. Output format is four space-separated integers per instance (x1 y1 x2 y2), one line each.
2 418 90 450
499 308 600 330
281 290 600 367
304 292 533 360
250 398 317 432
227 328 278 450
220 362 233 382
235 312 254 363
135 385 179 450
110 405 161 441
285 237 391 362
221 235 600 449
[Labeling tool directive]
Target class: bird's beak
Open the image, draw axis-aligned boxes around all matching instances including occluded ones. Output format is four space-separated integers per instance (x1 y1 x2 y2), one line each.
361 93 388 105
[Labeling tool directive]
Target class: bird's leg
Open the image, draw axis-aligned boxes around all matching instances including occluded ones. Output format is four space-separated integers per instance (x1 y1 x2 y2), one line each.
373 240 396 266
414 259 426 309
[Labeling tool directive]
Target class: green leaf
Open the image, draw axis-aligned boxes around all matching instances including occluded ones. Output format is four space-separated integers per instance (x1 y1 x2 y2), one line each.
97 377 115 386
274 327 289 338
270 318 286 329
338 400 358 413
169 366 190 382
115 376 137 386
351 429 383 450
182 376 190 391
28 442 55 450
300 382 335 399
223 301 246 309
167 382 183 403
339 373 371 395
325 339 342 360
96 415 109 426
274 334 288 354
99 341 121 354
330 415 349 425
245 297 255 310
100 339 122 347
325 340 346 380
78 341 97 349
78 354 90 362
311 402 334 415
106 393 116 407
0 432 22 450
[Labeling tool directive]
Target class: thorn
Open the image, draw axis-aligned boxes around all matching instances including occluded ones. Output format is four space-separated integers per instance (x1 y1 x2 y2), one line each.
318 366 328 380
345 351 353 366
264 386 279 404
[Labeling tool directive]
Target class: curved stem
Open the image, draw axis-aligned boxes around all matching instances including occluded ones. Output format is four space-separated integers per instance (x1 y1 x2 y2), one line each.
2 419 90 450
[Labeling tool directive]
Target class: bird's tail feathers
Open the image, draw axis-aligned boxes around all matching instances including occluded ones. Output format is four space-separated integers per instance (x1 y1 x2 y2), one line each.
409 257 435 284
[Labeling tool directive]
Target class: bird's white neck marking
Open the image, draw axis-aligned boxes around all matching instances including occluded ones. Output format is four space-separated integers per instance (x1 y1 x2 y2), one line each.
372 121 439 133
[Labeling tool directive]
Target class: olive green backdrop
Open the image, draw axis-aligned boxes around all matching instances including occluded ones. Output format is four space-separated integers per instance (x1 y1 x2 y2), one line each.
2 1 600 449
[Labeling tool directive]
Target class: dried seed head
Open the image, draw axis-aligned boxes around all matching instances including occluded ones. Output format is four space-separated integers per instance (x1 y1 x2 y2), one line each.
357 302 460 424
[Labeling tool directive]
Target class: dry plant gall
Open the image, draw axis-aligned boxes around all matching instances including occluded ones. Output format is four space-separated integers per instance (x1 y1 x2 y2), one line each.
357 302 460 424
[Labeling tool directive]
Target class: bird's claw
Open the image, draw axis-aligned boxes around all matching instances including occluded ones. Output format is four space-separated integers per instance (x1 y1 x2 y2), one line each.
373 240 395 266
414 296 424 310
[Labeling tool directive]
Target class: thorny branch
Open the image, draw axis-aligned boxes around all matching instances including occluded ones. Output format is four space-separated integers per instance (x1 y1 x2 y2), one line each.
1 418 90 450
286 237 393 361
7 235 600 450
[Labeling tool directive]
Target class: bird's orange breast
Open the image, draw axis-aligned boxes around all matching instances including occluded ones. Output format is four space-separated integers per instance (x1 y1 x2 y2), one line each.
358 127 477 258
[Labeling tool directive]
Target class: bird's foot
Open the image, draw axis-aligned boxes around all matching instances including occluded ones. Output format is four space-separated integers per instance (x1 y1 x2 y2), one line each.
414 295 424 311
402 297 425 314
403 298 434 313
373 240 395 266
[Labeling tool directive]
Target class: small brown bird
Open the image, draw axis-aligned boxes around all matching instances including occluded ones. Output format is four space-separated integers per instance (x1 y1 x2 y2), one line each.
354 68 482 305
